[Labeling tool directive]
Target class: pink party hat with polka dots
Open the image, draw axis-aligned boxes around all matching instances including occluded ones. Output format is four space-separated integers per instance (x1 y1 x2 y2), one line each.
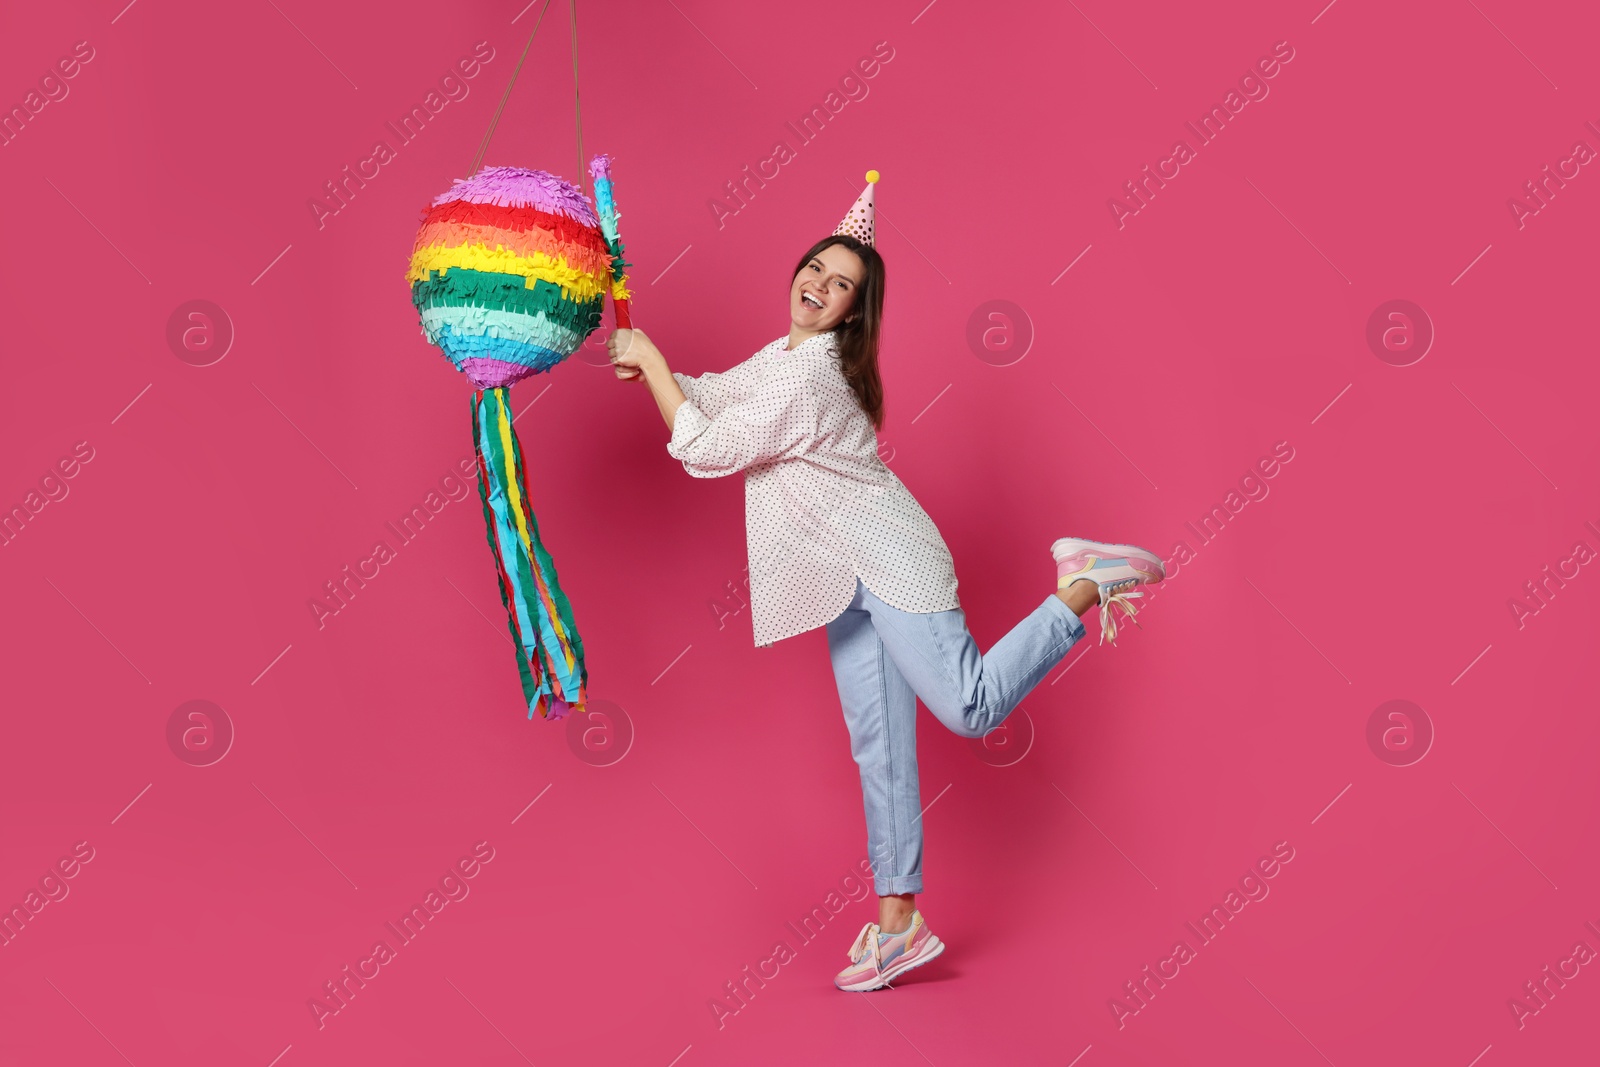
835 170 878 246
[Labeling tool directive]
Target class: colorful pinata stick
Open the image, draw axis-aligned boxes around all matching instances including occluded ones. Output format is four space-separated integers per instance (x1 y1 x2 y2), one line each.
587 153 634 329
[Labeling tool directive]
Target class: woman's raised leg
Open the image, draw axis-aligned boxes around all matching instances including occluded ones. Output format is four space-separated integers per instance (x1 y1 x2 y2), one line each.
859 537 1166 738
857 581 1087 739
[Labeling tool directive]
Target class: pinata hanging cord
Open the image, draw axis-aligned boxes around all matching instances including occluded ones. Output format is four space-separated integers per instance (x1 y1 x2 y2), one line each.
468 0 588 188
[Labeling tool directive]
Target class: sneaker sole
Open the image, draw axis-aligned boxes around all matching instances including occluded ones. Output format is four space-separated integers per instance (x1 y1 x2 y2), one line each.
836 935 946 992
1051 537 1165 581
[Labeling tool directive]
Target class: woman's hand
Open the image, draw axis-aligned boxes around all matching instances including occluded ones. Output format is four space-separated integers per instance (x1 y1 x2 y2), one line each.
609 327 686 432
607 328 664 381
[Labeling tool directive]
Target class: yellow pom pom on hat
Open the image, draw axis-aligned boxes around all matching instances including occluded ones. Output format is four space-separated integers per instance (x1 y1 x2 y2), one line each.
834 169 878 247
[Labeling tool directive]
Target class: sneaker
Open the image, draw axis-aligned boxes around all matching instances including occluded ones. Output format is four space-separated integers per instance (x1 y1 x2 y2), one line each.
833 910 945 992
1051 537 1166 645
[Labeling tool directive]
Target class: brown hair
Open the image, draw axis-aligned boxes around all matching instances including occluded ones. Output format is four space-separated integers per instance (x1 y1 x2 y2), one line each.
791 234 886 429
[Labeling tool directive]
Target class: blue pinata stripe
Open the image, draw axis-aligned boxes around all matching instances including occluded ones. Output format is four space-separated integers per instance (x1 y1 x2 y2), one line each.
426 322 573 375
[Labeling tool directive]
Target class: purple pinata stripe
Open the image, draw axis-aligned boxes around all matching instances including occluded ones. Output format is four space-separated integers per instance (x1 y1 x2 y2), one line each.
432 165 599 227
459 356 539 389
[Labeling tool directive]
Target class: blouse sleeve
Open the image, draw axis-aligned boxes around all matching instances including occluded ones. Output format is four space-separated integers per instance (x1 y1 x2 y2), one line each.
671 357 762 420
666 360 820 479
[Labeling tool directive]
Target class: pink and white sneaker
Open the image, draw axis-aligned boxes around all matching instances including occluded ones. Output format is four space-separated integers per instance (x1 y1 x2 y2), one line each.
833 910 945 992
1052 537 1166 645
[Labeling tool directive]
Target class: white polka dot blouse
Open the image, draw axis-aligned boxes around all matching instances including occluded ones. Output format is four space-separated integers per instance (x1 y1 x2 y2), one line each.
668 329 960 647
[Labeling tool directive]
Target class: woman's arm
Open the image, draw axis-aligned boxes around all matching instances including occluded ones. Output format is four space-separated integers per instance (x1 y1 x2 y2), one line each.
608 328 688 430
665 360 820 479
609 328 820 479
669 363 762 420
610 328 763 423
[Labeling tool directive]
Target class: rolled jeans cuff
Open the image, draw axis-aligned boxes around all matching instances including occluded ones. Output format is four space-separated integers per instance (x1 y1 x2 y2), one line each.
1043 592 1088 643
873 872 924 896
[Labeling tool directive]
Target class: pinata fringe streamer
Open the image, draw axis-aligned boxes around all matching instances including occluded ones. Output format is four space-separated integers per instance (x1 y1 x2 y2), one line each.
470 386 587 720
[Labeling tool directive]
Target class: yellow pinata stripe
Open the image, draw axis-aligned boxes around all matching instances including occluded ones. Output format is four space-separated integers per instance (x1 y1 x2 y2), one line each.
406 243 611 301
611 275 632 302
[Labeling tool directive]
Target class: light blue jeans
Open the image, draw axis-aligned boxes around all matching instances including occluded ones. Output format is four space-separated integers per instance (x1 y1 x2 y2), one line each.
824 577 1088 896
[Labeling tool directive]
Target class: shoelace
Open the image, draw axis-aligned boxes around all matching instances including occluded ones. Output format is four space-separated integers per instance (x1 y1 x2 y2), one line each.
1097 578 1145 645
847 921 884 970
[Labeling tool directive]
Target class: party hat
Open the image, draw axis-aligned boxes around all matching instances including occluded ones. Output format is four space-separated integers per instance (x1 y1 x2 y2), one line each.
834 169 878 246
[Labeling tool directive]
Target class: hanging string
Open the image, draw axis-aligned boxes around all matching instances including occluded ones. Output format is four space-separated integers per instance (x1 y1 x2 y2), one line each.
569 0 585 188
468 0 555 177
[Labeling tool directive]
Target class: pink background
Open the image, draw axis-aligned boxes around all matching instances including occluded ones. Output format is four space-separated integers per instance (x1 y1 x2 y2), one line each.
3 1 1598 1064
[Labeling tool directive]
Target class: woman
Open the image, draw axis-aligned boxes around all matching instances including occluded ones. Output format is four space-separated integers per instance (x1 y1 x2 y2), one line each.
607 225 1165 993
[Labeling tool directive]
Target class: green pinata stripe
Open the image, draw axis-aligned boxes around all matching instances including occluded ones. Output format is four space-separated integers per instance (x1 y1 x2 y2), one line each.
413 268 604 326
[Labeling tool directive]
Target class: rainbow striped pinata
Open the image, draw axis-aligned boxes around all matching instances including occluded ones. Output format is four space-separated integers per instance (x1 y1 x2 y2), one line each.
406 159 632 721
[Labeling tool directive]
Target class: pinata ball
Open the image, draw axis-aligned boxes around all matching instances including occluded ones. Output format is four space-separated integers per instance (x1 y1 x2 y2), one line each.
409 162 631 387
406 157 633 722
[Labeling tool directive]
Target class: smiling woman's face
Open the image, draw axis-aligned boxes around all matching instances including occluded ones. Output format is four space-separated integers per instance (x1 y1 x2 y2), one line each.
790 243 866 333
